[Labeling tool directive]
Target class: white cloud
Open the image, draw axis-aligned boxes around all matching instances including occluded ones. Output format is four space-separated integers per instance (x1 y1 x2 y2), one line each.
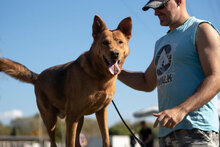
0 109 23 121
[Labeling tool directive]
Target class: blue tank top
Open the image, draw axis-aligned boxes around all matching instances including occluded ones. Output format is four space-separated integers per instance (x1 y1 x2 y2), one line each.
154 17 220 137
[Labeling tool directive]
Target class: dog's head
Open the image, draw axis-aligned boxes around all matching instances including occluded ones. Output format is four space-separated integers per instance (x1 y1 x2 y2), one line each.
90 15 132 77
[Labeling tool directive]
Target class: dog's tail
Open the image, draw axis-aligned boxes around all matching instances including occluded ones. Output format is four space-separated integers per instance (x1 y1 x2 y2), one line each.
0 58 38 84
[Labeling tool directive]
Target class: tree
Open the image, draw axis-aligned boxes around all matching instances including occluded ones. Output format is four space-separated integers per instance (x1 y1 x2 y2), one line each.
10 127 17 136
9 114 101 140
81 118 101 136
109 120 158 139
10 113 47 136
0 122 11 135
109 120 135 135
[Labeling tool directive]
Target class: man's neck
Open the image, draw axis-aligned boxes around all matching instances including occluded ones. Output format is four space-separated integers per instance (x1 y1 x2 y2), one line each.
169 14 190 32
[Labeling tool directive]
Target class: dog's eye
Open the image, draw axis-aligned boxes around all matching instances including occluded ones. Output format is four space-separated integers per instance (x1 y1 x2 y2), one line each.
102 40 110 46
119 40 123 44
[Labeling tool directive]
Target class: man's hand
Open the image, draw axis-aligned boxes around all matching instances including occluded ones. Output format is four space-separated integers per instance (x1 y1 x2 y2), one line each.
153 107 187 129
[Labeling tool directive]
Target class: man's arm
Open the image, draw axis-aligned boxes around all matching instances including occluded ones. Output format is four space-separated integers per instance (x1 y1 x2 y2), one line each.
153 23 220 129
118 57 157 92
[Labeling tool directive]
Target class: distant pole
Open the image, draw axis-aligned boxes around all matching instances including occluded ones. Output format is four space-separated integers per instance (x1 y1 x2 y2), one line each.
61 119 65 147
39 115 44 147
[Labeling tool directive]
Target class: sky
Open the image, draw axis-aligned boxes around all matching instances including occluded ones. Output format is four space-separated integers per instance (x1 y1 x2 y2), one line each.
0 0 220 128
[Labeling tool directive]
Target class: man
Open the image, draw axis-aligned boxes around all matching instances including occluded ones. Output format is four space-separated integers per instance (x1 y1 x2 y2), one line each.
130 130 137 147
139 121 153 147
118 0 220 146
80 133 87 147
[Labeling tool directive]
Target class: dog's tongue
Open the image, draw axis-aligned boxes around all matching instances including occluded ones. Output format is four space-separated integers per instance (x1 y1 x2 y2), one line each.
108 61 120 75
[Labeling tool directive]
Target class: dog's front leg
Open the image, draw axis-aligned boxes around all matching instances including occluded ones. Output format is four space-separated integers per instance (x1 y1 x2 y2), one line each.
96 107 111 147
66 115 79 147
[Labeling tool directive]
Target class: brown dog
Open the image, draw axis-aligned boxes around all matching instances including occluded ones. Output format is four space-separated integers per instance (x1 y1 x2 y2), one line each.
0 15 132 147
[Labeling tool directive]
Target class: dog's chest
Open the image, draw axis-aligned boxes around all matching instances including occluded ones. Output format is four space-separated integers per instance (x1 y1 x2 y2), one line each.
85 91 113 115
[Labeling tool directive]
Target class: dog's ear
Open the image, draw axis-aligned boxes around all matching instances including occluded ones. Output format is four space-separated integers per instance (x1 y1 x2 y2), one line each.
92 15 107 39
117 17 132 40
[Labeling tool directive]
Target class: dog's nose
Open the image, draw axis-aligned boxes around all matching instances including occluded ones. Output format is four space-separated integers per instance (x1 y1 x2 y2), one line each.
110 50 119 59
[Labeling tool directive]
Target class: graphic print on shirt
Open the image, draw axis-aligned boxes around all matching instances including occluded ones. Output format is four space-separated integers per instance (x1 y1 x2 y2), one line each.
155 44 173 86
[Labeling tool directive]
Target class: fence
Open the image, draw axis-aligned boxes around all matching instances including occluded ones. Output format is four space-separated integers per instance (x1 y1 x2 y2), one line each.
0 136 50 147
0 135 158 147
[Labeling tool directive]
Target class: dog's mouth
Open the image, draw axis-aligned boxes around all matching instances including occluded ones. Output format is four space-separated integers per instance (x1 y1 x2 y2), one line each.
103 56 120 75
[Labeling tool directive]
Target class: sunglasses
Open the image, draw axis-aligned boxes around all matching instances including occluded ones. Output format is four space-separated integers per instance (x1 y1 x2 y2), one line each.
156 0 170 9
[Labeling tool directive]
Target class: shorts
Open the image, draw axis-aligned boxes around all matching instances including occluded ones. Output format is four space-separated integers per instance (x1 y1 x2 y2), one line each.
159 129 219 147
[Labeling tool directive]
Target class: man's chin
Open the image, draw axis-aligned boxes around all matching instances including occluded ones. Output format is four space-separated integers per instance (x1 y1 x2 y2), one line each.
160 21 169 26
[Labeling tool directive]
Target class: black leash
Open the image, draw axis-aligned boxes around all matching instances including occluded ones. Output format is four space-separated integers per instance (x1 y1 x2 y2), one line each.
112 100 146 147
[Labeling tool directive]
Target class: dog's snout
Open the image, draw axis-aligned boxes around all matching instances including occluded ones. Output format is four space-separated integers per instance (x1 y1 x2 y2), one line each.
110 50 119 59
